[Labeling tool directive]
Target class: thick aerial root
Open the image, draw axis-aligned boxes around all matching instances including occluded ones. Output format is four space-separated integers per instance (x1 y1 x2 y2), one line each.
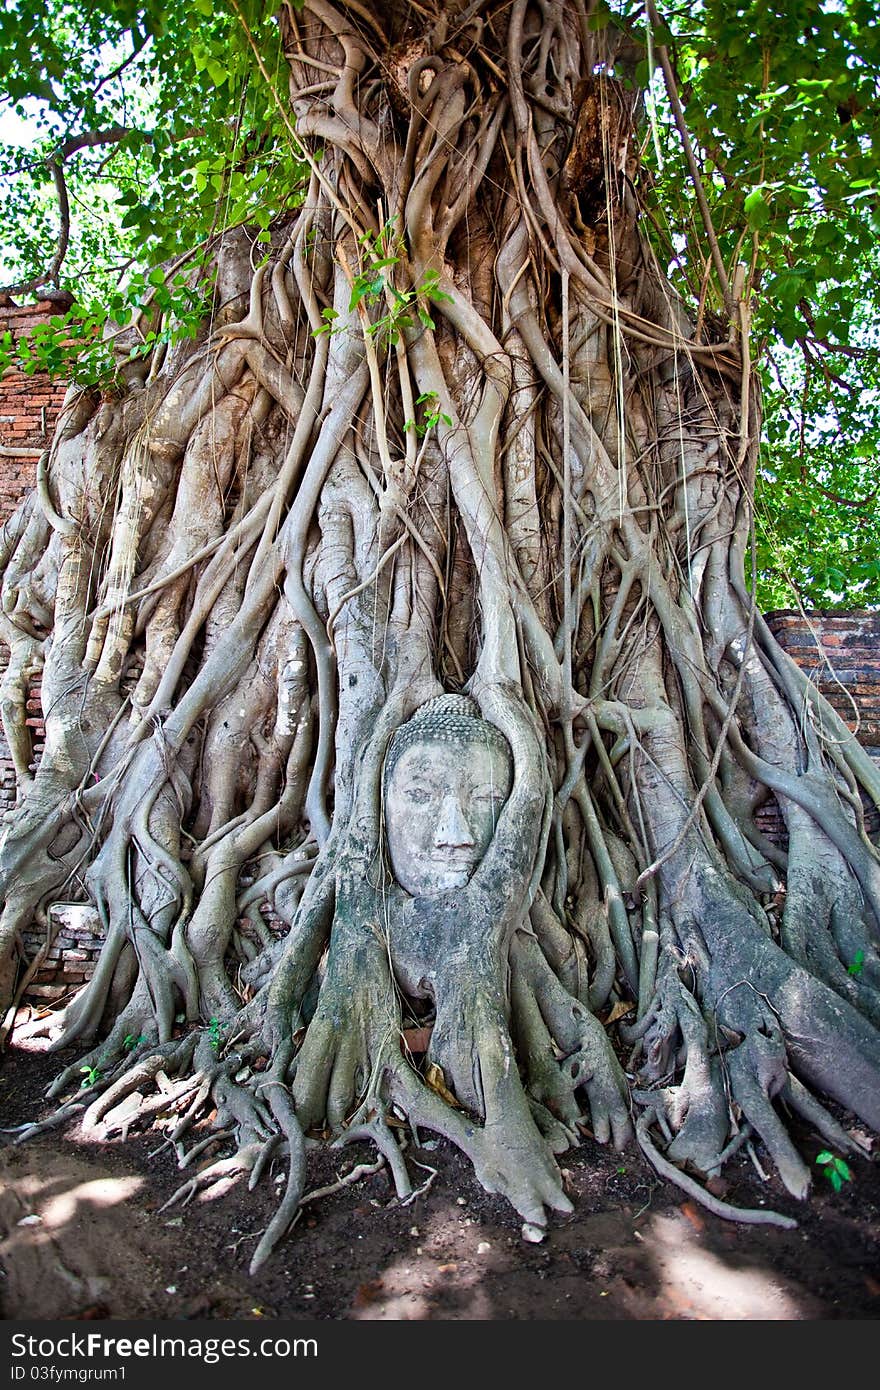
211 1071 275 1146
771 962 880 1134
725 1035 811 1200
780 1075 869 1157
335 1110 413 1200
629 912 876 1205
663 988 730 1175
383 1058 573 1231
288 919 403 1131
513 932 633 1147
248 1079 306 1274
511 967 584 1148
41 924 129 1053
80 1046 199 1135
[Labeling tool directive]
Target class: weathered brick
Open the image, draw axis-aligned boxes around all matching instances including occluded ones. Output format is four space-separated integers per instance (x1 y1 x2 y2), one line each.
0 302 67 523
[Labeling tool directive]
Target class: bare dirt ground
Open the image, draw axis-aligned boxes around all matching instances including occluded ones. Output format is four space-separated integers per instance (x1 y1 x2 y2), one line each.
1 1033 878 1322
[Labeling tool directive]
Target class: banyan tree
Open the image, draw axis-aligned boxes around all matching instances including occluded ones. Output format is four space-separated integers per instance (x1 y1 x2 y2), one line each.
1 0 878 1270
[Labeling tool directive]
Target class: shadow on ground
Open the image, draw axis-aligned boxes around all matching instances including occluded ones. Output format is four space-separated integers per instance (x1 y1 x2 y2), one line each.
1 1037 878 1321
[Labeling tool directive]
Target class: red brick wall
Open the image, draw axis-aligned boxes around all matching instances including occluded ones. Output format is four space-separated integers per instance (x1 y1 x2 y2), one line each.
767 610 880 748
0 303 64 858
0 301 69 523
22 905 104 1008
755 610 880 847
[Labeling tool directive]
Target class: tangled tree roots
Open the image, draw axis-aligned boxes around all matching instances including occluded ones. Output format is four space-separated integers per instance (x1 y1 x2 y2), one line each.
1 0 879 1270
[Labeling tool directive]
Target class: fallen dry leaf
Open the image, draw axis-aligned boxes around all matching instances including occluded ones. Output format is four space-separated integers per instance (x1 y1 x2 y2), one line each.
425 1062 459 1108
603 1000 636 1025
679 1201 705 1232
354 1279 384 1307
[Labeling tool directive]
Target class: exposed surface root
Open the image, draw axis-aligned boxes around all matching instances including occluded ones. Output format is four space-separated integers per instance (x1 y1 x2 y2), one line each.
636 1115 798 1231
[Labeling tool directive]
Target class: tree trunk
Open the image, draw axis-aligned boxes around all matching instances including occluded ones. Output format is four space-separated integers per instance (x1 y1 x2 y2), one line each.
1 0 878 1266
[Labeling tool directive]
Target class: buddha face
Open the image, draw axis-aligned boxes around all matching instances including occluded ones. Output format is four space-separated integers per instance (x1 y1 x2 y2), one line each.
384 734 512 897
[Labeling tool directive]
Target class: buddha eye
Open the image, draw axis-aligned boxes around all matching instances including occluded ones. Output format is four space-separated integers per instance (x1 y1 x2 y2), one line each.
473 787 504 806
406 787 431 806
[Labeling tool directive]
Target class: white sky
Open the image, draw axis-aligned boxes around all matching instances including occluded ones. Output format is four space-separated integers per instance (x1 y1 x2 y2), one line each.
0 101 47 147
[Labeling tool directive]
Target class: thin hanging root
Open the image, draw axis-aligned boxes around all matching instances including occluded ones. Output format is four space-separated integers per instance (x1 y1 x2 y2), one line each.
635 1114 797 1230
245 1156 389 1261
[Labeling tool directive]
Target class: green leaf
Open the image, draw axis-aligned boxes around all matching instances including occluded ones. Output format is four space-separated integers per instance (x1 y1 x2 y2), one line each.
744 187 770 229
349 279 376 311
815 1151 833 1164
312 305 339 336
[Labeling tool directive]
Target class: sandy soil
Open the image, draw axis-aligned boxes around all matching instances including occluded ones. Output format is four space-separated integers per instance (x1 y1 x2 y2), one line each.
1 1034 878 1322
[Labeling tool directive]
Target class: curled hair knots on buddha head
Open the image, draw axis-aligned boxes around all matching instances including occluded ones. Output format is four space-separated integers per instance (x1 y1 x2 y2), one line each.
383 693 512 785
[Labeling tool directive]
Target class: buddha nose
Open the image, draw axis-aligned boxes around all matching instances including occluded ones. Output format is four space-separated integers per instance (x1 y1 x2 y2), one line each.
434 792 475 850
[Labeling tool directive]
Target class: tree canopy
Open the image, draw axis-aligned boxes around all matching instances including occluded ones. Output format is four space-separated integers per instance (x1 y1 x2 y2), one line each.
2 0 879 607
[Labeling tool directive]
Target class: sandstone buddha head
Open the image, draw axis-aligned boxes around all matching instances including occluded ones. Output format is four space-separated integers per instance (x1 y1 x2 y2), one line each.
383 694 513 897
